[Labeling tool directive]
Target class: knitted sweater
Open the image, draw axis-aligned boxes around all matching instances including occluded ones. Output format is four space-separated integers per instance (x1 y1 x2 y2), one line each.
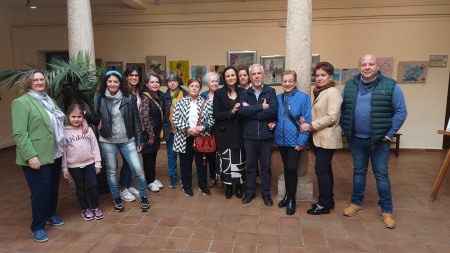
62 126 102 172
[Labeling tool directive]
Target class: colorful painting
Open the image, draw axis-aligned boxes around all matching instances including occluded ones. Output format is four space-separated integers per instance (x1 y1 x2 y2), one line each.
146 56 166 81
397 61 428 83
169 60 189 85
191 65 207 85
333 68 340 85
227 50 257 69
377 57 394 78
340 68 358 85
429 55 447 67
210 65 225 85
261 55 285 85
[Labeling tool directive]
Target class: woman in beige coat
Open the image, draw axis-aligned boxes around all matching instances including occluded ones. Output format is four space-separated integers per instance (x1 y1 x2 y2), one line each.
300 62 343 215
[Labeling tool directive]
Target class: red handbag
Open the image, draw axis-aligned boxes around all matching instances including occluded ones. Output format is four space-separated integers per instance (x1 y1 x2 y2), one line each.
192 99 216 153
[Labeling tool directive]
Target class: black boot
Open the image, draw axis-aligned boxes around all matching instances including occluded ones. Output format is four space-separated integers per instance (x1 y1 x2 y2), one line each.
236 184 243 199
225 185 233 199
286 195 296 215
278 192 289 207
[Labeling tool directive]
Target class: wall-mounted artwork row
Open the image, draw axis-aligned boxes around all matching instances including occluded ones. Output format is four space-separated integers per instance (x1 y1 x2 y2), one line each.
397 61 428 83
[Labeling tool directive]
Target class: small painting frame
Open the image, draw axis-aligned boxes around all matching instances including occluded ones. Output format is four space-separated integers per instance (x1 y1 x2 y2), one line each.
429 55 448 67
227 50 257 69
260 55 285 85
105 61 123 74
311 54 320 84
146 56 166 81
126 63 146 83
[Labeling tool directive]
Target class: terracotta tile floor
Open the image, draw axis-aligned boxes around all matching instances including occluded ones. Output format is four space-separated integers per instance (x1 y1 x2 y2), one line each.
0 146 449 252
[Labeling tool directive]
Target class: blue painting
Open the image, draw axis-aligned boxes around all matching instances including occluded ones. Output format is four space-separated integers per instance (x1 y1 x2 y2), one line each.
191 65 207 85
397 61 428 83
340 68 358 85
333 68 340 85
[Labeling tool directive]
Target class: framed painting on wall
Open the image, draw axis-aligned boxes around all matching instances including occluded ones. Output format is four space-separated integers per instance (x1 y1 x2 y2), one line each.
169 60 189 85
105 61 123 74
397 61 428 83
210 65 225 85
340 68 359 85
311 54 320 84
126 63 145 83
146 56 166 81
227 50 257 69
260 55 285 85
377 57 394 78
429 55 447 67
191 65 206 85
333 68 340 85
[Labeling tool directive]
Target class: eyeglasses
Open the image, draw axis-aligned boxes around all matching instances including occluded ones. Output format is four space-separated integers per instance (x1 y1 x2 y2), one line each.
128 74 139 78
33 79 45 83
282 79 295 84
149 81 160 84
168 80 178 84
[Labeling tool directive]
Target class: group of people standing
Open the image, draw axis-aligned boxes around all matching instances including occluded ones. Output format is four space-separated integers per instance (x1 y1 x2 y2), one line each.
12 53 407 242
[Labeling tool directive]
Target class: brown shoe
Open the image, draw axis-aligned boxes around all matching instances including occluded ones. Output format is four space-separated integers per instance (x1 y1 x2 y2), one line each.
343 204 364 216
217 180 224 188
208 179 216 188
381 213 396 229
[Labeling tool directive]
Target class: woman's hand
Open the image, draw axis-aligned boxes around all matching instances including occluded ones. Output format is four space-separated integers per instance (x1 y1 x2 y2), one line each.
268 122 276 130
63 171 69 179
136 146 142 152
300 123 310 132
231 103 240 114
81 119 89 134
95 167 101 174
187 127 201 136
148 137 155 145
28 156 41 170
295 145 304 151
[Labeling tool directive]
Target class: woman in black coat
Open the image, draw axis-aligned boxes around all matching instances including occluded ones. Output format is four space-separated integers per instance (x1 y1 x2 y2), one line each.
213 66 247 199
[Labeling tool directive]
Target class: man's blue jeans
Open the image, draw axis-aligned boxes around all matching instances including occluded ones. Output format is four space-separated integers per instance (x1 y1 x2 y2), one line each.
348 137 393 213
100 140 147 200
166 133 178 178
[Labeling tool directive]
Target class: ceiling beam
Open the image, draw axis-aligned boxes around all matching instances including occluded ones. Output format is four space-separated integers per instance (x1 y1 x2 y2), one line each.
120 0 147 10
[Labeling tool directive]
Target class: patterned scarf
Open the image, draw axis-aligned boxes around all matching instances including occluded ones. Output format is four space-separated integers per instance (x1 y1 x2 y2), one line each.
313 80 335 101
170 88 181 108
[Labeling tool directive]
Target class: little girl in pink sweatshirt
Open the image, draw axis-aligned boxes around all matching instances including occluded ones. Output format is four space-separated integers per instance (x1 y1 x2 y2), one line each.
62 104 103 221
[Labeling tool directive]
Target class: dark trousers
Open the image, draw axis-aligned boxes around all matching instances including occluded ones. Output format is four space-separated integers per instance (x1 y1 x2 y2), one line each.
205 152 216 180
68 163 99 211
179 136 207 189
278 146 301 196
142 152 157 184
244 138 273 196
314 147 336 208
22 158 62 231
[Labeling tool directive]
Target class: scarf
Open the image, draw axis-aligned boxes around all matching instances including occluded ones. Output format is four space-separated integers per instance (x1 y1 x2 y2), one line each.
170 88 181 108
313 80 335 101
28 90 66 158
105 89 123 103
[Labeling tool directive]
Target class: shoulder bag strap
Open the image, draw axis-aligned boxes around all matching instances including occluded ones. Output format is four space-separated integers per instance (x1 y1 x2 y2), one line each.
143 92 164 121
196 98 207 127
282 94 300 130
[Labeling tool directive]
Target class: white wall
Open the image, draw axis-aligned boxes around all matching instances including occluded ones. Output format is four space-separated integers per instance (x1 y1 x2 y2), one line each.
1 1 450 149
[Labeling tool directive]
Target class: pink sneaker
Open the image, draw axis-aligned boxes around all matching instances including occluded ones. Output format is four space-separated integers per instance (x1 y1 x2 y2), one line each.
82 209 94 221
92 208 104 220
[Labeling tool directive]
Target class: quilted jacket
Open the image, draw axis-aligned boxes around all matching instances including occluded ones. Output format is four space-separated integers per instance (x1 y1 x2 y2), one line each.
273 88 312 148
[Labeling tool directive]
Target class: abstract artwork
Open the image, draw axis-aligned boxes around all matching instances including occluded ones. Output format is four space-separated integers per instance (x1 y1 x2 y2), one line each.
227 50 257 69
191 65 206 85
260 55 285 85
429 55 447 67
397 61 428 83
333 68 340 85
377 57 394 78
169 60 189 85
210 65 225 85
340 68 359 85
146 56 166 81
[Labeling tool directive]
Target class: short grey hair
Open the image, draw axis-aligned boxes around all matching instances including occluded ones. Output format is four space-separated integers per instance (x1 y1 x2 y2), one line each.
203 72 219 84
249 63 264 74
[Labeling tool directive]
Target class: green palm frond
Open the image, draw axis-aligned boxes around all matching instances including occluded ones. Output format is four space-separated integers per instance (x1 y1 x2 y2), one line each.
0 51 104 112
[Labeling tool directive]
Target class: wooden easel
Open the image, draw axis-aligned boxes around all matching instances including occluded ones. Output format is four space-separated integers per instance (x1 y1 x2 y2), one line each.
428 130 450 201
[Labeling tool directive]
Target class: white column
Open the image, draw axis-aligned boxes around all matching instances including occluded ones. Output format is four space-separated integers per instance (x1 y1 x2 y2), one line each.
277 0 314 202
67 0 95 65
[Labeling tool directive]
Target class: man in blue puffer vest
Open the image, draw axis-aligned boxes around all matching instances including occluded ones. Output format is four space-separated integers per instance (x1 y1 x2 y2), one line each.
238 63 278 206
341 54 407 229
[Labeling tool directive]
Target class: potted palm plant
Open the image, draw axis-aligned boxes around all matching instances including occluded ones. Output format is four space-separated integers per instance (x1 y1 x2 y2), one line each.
0 52 110 193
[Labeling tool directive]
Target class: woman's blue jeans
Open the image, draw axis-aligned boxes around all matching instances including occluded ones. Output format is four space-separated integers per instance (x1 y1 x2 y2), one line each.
348 137 393 213
166 133 178 178
100 140 147 200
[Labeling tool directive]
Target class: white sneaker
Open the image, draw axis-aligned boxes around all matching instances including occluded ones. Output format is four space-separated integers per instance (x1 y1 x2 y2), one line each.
153 179 163 189
120 189 136 202
128 187 139 196
148 183 160 192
